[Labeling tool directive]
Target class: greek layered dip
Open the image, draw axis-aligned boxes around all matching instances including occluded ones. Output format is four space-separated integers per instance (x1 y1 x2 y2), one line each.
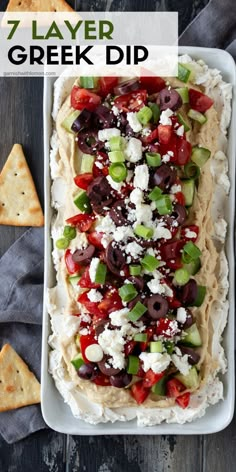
48 56 232 425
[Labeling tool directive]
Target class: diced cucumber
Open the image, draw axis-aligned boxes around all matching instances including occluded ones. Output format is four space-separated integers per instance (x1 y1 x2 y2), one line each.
184 161 200 180
151 376 167 396
183 257 201 275
176 87 189 104
68 275 81 287
188 109 207 125
127 355 140 375
182 323 202 347
79 76 99 89
175 366 199 390
150 341 163 353
71 353 84 370
191 146 211 168
177 113 190 132
177 63 191 83
74 190 92 213
192 285 206 307
62 110 80 133
80 154 95 173
180 179 195 207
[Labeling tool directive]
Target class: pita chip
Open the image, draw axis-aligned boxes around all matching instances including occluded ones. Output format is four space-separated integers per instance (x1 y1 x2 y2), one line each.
0 144 44 226
6 0 74 12
0 344 41 412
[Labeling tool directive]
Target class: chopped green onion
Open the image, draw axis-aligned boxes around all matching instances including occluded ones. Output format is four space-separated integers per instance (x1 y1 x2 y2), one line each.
56 238 69 250
145 152 161 167
95 262 107 285
191 146 211 168
62 110 80 133
148 186 163 201
80 76 98 89
108 135 126 151
109 162 127 182
63 225 76 240
177 113 190 132
134 224 154 240
150 341 163 353
74 191 92 213
119 283 138 302
141 254 160 272
80 154 95 173
134 333 148 342
175 87 189 104
71 353 85 370
127 355 139 375
183 241 202 261
164 341 174 354
192 285 206 307
151 376 167 396
188 109 207 125
137 106 153 125
148 102 160 123
108 150 125 163
128 301 147 322
180 179 195 207
184 161 200 180
129 265 142 276
183 258 201 276
177 63 191 83
155 195 173 215
173 268 190 286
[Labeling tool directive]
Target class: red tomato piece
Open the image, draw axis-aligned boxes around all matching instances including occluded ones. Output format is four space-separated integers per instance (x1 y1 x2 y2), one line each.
98 287 123 314
176 392 190 409
93 152 109 177
66 214 94 232
64 249 81 275
124 340 137 357
166 378 186 398
99 77 119 97
159 134 177 162
165 257 183 270
174 191 185 206
142 127 159 144
79 333 97 362
180 225 199 243
78 266 100 289
78 291 106 318
139 76 166 94
74 173 94 190
158 125 172 144
71 86 101 111
87 232 104 249
176 138 192 165
143 370 164 389
189 88 214 113
93 373 111 386
160 240 185 261
140 326 156 351
114 90 147 112
156 318 179 338
131 382 150 404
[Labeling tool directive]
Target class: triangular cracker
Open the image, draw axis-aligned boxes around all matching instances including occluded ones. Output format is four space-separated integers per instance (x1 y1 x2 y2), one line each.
0 144 44 226
0 344 41 412
6 0 74 12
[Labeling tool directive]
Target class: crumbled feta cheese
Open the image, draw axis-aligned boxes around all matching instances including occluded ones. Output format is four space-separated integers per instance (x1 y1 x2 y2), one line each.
87 289 103 303
184 228 197 239
79 328 89 336
125 241 143 258
141 127 152 137
153 223 172 240
113 226 134 242
133 164 149 190
125 137 142 163
176 125 184 136
176 307 187 324
112 105 120 116
96 215 116 234
162 153 171 163
139 352 171 373
109 308 130 327
170 184 182 194
159 109 173 125
127 112 142 133
135 204 153 225
129 188 144 205
89 258 100 282
98 327 126 369
172 347 191 375
106 175 123 192
98 128 120 141
95 161 104 169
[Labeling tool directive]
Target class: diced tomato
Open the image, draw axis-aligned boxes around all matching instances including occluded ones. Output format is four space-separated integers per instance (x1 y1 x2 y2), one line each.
189 88 214 113
78 266 100 289
158 125 172 144
143 370 164 389
93 152 110 177
176 391 190 409
79 333 97 362
74 173 94 190
124 340 137 357
176 138 192 165
142 127 159 144
160 240 185 261
181 225 199 243
98 287 123 314
93 373 111 386
78 291 107 318
140 326 156 351
87 232 104 249
114 90 147 112
131 381 150 404
165 257 183 271
166 284 182 309
99 77 119 97
166 378 186 398
156 318 179 338
71 86 101 111
139 76 166 94
64 249 81 275
159 134 177 162
66 214 94 232
175 191 185 206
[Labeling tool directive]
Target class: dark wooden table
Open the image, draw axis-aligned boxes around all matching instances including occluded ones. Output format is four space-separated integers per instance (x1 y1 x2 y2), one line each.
1 1 235 471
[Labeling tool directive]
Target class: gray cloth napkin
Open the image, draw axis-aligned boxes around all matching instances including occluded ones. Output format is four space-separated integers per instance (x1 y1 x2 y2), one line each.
0 228 47 443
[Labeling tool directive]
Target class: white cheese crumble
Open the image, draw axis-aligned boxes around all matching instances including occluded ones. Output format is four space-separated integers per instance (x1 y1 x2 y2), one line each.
113 226 134 242
98 327 126 369
133 164 149 190
98 128 120 141
135 204 153 225
129 188 144 205
125 241 143 258
176 125 184 137
159 109 173 125
89 258 100 283
106 175 123 192
87 289 103 303
125 137 142 163
170 184 182 194
172 347 191 375
153 223 172 240
176 307 187 324
139 352 171 373
112 105 119 116
184 228 197 239
127 112 142 133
